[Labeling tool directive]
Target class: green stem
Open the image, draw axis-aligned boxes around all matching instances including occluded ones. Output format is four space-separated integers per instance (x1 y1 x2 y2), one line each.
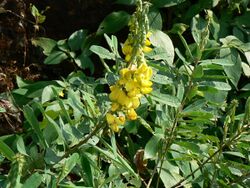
178 33 194 61
99 58 112 73
61 122 106 159
170 125 248 188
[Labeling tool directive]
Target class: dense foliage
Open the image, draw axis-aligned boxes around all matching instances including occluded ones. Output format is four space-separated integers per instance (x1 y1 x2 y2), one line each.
0 0 250 187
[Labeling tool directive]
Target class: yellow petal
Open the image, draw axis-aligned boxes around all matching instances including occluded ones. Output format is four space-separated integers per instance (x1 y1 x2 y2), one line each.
125 54 131 62
115 115 126 125
119 68 129 77
132 97 140 109
145 39 151 46
111 103 120 112
125 80 138 92
143 46 152 53
122 43 132 55
146 31 152 38
119 116 126 124
140 80 152 87
145 66 153 79
137 63 148 73
106 113 115 124
110 123 119 132
141 87 152 94
127 108 137 120
127 89 140 97
59 91 64 97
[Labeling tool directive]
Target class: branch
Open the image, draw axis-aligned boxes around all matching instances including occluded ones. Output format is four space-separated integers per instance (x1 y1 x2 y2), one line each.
61 122 106 159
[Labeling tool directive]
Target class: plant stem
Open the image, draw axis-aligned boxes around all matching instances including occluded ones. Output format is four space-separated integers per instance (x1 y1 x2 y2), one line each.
61 122 106 159
147 76 194 188
178 33 194 61
170 125 248 188
99 58 112 73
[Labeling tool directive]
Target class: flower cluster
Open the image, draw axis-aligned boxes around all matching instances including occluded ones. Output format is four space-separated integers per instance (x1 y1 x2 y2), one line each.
106 61 153 132
106 0 153 132
122 32 153 62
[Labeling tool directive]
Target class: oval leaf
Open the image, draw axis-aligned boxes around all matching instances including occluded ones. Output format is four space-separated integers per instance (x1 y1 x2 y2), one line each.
44 51 68 65
97 11 130 35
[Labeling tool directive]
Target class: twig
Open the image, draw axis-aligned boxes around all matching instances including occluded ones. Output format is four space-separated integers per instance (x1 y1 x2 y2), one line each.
61 122 106 159
170 127 247 188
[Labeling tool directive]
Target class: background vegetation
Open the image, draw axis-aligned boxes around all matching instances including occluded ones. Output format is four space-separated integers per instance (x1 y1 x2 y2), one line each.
0 0 250 187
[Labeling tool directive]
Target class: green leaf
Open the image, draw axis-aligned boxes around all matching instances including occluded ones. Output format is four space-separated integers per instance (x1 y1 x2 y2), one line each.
148 8 162 30
30 5 46 23
183 99 207 112
45 115 65 145
44 51 68 65
58 153 79 182
104 34 119 54
147 47 173 61
151 0 186 8
220 48 242 88
23 105 48 148
152 73 173 85
31 37 57 56
16 136 28 156
90 45 115 60
242 62 250 77
200 59 234 66
192 65 204 78
22 172 43 188
191 14 208 46
244 96 250 123
97 11 130 35
0 139 15 161
74 53 94 74
137 116 154 134
241 83 250 91
68 29 88 51
81 154 93 187
41 86 55 104
198 81 231 91
176 141 202 154
159 161 184 187
223 151 246 159
228 167 243 176
149 30 174 65
150 91 181 107
207 10 220 40
144 134 162 160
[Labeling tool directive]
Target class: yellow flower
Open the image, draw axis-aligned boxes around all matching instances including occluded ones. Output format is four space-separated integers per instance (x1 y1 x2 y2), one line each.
146 31 152 38
143 46 152 53
125 80 138 92
145 38 151 46
127 89 140 98
116 90 129 105
122 40 133 55
119 68 130 78
110 123 119 132
59 91 64 97
111 103 120 112
115 115 126 125
141 87 153 94
106 113 115 124
127 108 137 120
145 66 153 80
137 63 148 73
125 54 132 62
131 97 140 109
140 80 152 87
